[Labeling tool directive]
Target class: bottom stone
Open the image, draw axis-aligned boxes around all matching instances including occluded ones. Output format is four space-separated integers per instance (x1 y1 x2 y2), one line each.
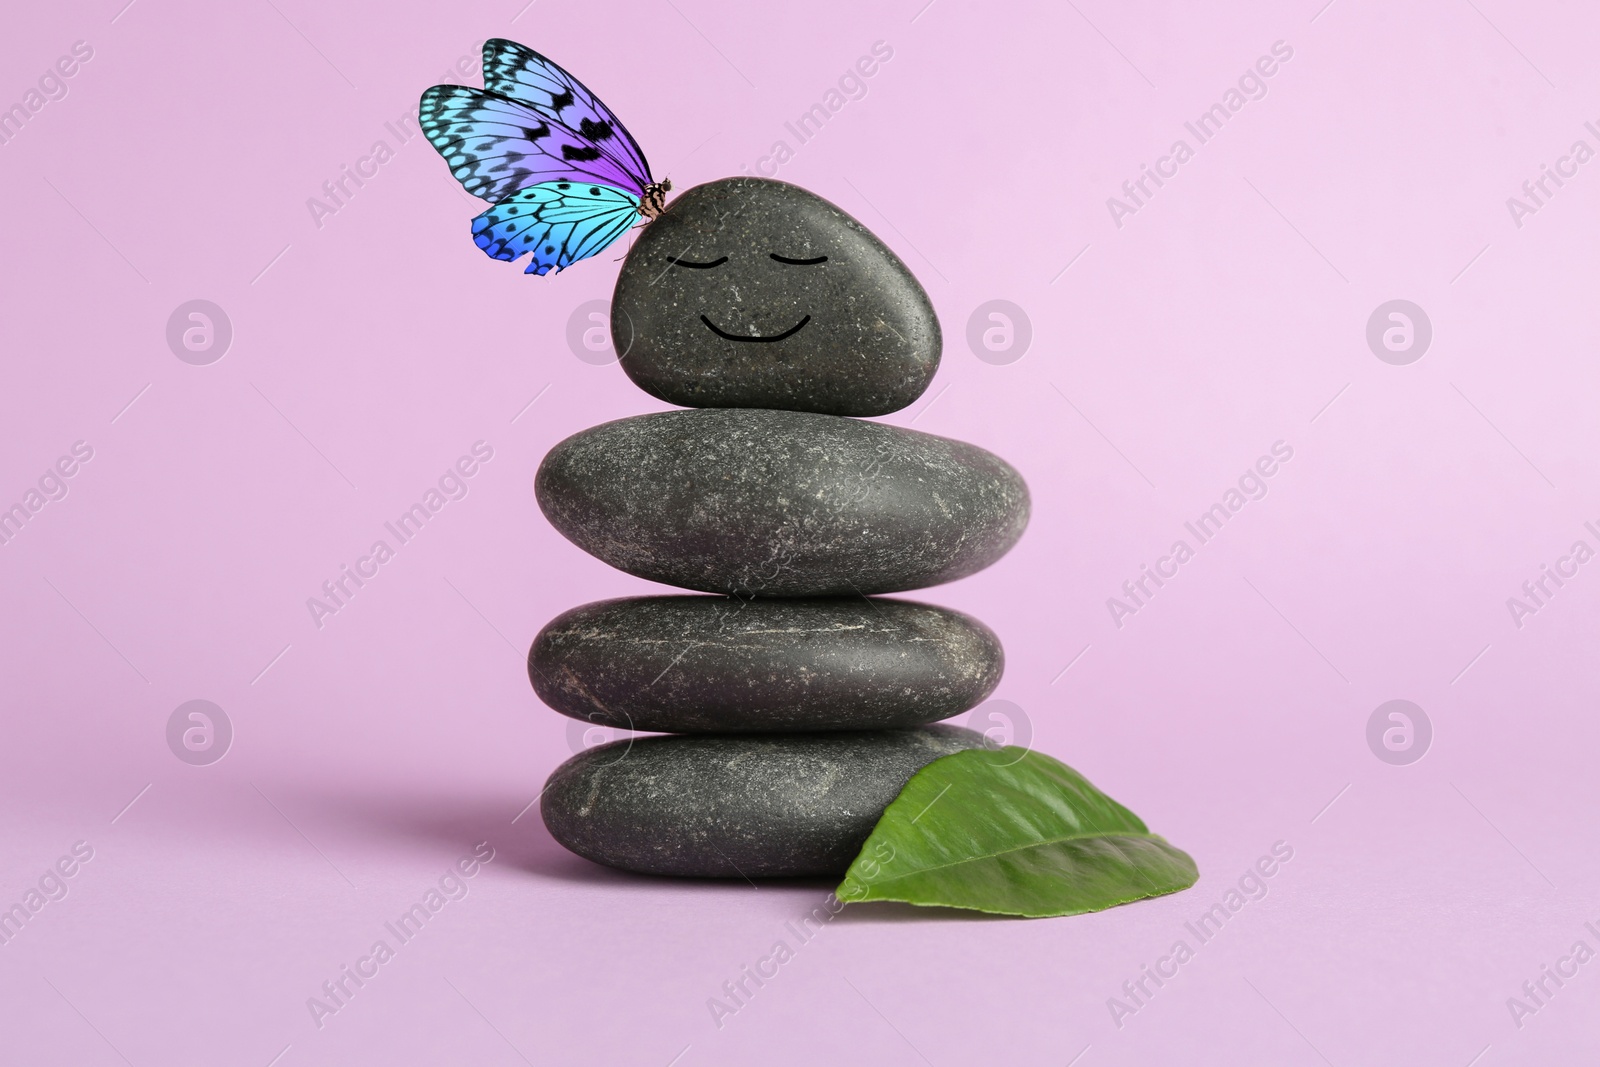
540 726 986 878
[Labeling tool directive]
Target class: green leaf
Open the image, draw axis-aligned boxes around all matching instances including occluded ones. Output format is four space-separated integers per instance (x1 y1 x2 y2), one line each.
836 747 1198 918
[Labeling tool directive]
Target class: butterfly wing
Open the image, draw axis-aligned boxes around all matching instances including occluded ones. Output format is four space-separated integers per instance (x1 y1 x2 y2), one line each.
471 181 641 275
481 39 653 191
419 85 645 204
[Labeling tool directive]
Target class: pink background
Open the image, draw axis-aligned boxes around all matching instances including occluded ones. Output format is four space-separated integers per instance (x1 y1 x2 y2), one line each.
3 0 1598 1062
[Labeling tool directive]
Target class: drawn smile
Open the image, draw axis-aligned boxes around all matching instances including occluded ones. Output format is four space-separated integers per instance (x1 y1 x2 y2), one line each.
699 314 811 343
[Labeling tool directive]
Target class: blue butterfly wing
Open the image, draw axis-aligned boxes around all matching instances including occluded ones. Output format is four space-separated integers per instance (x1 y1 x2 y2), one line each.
420 85 645 204
481 39 653 190
471 181 641 275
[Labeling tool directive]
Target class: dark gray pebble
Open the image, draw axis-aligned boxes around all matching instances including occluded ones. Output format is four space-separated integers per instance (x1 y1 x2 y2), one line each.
530 596 1003 733
535 408 1029 596
612 177 940 417
540 726 986 877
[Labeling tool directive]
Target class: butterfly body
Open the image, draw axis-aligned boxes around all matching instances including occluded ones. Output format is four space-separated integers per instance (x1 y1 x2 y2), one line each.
638 179 672 220
421 40 665 275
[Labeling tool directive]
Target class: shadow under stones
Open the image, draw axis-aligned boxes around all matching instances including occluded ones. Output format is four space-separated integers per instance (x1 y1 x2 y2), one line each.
272 785 1029 909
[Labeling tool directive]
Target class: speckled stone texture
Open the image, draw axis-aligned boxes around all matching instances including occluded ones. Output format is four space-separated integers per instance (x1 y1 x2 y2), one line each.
535 408 1030 596
611 178 940 417
529 595 1003 733
540 726 987 877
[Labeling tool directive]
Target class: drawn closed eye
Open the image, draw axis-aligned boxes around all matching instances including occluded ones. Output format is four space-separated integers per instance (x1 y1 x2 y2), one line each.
770 254 828 265
667 255 728 269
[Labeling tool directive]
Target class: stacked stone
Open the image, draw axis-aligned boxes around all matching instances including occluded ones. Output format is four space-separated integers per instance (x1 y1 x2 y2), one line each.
533 178 1030 879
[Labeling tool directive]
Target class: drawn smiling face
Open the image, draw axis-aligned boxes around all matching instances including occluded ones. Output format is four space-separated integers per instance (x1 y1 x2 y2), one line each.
611 177 940 418
667 250 825 345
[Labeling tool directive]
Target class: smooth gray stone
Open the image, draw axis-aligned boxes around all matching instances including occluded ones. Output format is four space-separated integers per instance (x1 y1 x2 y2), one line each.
530 596 1003 733
535 408 1029 596
540 726 986 877
611 177 940 417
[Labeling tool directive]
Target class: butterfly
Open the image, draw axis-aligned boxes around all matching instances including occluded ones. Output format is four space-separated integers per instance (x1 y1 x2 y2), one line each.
420 39 669 276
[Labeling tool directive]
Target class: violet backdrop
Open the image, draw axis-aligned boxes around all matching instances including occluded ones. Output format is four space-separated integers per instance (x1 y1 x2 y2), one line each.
2 0 1597 1063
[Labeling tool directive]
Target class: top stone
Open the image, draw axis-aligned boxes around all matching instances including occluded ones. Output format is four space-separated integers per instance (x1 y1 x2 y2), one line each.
611 178 940 417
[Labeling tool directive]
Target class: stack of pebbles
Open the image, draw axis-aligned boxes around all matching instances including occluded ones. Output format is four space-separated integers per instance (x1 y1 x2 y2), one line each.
532 178 1030 878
